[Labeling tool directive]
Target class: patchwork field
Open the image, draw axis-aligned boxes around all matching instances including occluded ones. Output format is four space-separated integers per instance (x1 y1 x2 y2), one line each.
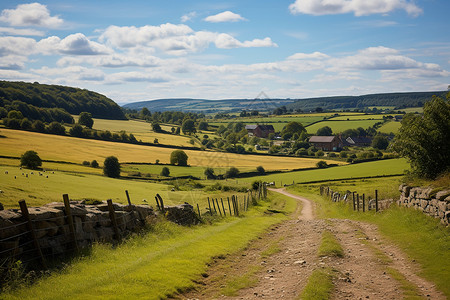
377 120 402 134
0 129 340 170
305 119 382 133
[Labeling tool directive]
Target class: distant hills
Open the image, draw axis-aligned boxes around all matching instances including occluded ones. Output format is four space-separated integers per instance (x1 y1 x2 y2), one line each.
123 91 446 113
0 81 125 120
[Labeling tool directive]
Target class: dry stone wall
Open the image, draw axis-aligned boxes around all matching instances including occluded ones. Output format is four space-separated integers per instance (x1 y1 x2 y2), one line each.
397 184 450 225
0 201 155 265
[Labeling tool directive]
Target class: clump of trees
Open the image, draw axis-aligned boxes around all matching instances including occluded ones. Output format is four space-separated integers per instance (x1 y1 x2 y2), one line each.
392 94 449 179
160 167 170 177
20 150 42 169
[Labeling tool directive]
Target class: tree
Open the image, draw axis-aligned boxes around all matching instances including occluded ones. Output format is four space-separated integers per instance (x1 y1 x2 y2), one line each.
225 167 240 178
316 160 328 168
152 122 162 132
32 120 45 132
256 166 265 175
371 135 389 150
392 94 450 179
160 167 170 177
103 156 120 178
7 110 23 119
47 121 66 135
181 119 196 135
78 112 94 128
198 121 208 131
281 121 306 137
91 160 99 168
316 126 333 136
69 124 85 137
20 150 42 169
170 150 188 166
204 167 216 179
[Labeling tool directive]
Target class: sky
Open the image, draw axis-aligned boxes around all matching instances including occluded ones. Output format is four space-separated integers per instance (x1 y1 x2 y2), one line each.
0 0 449 105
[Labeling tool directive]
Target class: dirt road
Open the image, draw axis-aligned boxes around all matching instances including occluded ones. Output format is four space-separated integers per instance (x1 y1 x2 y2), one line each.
182 189 445 299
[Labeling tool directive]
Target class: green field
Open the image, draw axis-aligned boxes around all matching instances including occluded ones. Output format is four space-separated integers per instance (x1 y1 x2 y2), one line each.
330 114 389 120
305 119 381 133
377 120 402 134
241 158 409 185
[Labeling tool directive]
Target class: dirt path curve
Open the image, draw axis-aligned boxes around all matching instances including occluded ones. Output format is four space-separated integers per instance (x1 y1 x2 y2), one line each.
180 189 445 300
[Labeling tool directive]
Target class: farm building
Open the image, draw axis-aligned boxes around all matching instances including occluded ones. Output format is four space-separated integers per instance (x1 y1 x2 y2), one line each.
245 125 275 138
309 136 343 151
345 136 373 147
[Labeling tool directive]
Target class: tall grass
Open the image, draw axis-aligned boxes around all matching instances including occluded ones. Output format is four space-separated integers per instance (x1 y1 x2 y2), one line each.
298 268 335 300
2 193 297 299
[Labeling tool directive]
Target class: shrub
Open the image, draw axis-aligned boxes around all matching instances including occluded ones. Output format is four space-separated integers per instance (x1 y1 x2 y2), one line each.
225 167 240 178
204 167 216 179
78 112 94 128
160 167 170 177
20 150 42 169
103 156 120 178
82 161 90 166
316 150 324 157
328 152 337 158
170 150 188 166
339 151 348 158
316 161 328 169
47 122 66 135
91 160 99 168
20 118 31 130
32 120 45 132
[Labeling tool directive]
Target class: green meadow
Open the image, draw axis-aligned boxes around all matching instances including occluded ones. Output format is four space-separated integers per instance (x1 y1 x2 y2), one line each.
305 119 382 133
377 120 402 134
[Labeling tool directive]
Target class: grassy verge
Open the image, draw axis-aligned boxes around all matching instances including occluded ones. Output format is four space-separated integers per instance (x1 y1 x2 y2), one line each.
221 265 261 296
298 267 335 300
2 193 296 299
317 231 344 258
288 184 450 298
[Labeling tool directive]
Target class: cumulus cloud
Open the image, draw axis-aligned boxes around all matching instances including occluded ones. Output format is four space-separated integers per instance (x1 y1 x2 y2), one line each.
100 23 277 54
57 54 161 68
204 11 246 22
0 3 64 28
38 33 112 55
289 0 423 17
107 71 170 83
215 34 277 49
0 36 37 56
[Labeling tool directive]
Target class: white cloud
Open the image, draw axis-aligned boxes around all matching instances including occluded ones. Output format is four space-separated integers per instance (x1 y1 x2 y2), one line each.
289 0 423 17
0 55 28 70
204 11 246 22
0 26 45 36
32 66 106 81
38 33 112 55
0 36 37 56
57 54 161 68
100 24 277 54
0 3 63 28
181 11 197 23
107 71 171 84
287 52 329 60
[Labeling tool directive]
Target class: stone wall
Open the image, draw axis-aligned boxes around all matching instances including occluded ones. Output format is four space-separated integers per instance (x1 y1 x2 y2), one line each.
397 184 450 225
0 200 156 265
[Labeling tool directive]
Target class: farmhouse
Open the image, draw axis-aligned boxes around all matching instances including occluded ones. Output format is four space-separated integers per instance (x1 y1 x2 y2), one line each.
345 136 372 147
309 136 343 151
245 125 275 138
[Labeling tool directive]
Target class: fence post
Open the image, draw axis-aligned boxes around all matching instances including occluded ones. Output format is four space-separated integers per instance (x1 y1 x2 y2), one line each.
157 194 165 214
221 198 226 216
197 203 201 220
233 195 239 216
375 190 379 212
362 194 365 212
155 196 161 211
356 194 360 212
215 199 222 217
62 194 79 253
19 200 47 268
207 197 213 216
227 197 232 216
107 199 121 242
125 190 132 208
212 197 217 214
352 192 356 210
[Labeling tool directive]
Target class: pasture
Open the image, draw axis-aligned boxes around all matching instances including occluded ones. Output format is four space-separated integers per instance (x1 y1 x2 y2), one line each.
305 119 381 133
241 158 409 184
122 164 253 178
377 121 402 134
0 164 245 210
72 116 192 147
0 129 339 170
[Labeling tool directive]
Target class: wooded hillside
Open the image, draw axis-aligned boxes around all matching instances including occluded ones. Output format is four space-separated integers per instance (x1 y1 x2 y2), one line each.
0 81 125 120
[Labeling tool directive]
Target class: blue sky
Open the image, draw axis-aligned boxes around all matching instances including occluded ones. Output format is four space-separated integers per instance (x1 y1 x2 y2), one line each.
0 0 449 104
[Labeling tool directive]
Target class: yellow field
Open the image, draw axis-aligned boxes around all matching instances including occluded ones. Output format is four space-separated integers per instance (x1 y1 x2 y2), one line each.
72 116 193 146
0 129 343 170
